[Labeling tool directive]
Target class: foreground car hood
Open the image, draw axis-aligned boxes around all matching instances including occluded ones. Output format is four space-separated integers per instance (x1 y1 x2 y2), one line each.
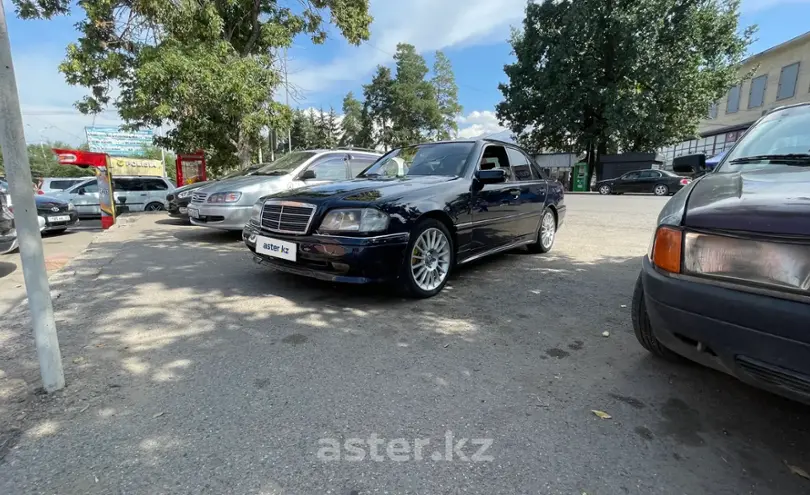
35 195 70 207
199 175 285 194
685 167 810 236
272 176 455 203
174 181 211 194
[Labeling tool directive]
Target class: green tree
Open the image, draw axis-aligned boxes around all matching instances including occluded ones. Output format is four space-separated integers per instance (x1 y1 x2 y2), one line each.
289 110 310 150
497 0 753 185
307 109 320 148
13 0 372 174
356 104 376 149
339 92 363 147
315 107 330 148
326 107 340 148
363 66 394 150
431 51 462 140
389 43 441 147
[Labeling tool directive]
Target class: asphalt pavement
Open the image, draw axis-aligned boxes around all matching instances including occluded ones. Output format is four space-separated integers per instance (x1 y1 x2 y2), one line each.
0 219 102 315
1 197 809 495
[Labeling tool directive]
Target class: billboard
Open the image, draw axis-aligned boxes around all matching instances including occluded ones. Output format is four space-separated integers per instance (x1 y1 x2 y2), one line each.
109 157 165 177
85 126 154 157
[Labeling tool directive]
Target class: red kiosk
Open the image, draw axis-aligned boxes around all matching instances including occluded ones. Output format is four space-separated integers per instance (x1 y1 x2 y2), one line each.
52 148 117 229
176 151 207 186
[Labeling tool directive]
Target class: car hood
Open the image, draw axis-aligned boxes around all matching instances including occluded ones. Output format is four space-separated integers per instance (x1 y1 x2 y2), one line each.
174 181 212 194
270 175 456 203
198 175 287 194
685 167 810 236
35 195 69 207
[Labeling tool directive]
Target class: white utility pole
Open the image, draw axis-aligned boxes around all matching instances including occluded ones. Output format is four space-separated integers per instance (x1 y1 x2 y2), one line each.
0 3 64 392
283 47 292 153
270 129 275 161
258 140 263 163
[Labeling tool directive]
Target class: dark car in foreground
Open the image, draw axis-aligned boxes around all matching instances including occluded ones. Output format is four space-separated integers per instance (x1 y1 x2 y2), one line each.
35 194 79 233
243 139 566 297
633 102 810 404
596 169 690 196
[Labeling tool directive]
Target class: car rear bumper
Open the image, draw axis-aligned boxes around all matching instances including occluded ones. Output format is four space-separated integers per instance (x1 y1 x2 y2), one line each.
189 204 251 230
640 256 810 402
243 221 409 284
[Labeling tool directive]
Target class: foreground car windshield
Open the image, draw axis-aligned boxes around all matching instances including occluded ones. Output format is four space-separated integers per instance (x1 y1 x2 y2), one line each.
718 105 810 172
254 151 315 176
363 143 474 178
221 165 261 180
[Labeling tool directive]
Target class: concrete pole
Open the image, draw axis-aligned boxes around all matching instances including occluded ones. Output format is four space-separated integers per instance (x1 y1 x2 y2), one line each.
258 138 263 163
0 3 64 392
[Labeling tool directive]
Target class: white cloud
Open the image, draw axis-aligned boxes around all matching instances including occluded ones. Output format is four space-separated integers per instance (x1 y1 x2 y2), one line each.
288 0 526 96
456 110 507 139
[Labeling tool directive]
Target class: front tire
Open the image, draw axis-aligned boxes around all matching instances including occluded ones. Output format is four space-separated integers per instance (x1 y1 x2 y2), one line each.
399 219 454 298
631 273 681 361
527 208 556 254
653 184 669 196
599 184 611 195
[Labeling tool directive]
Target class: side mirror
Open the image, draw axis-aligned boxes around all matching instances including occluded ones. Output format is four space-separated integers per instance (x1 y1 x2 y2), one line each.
475 169 506 185
77 188 86 196
300 169 316 180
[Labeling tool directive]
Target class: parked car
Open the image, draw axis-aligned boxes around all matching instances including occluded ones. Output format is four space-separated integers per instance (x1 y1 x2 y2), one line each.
242 139 566 298
39 177 94 195
189 149 381 231
167 165 261 218
34 194 79 233
0 187 15 254
595 169 690 196
52 176 175 218
632 102 810 404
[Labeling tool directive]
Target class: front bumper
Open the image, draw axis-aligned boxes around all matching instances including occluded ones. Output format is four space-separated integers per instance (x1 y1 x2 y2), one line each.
188 204 252 230
39 211 79 232
640 256 810 402
168 197 191 217
243 221 410 284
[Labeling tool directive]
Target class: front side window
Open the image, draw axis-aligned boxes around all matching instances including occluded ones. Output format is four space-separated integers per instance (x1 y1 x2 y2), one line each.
307 157 348 180
364 142 475 178
349 158 376 177
75 180 98 193
718 104 810 173
777 62 800 100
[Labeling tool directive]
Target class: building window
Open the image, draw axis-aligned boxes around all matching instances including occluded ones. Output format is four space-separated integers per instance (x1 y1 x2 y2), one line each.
777 62 800 100
726 84 741 113
748 74 767 108
708 102 718 119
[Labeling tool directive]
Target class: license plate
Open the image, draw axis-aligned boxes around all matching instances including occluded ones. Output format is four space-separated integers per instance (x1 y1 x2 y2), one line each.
255 235 296 262
179 207 188 214
188 208 199 218
48 215 71 222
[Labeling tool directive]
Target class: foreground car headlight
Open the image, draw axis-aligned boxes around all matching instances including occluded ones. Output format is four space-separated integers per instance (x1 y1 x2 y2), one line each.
319 208 389 233
68 202 75 211
177 190 192 199
683 232 810 292
207 192 242 203
250 201 263 223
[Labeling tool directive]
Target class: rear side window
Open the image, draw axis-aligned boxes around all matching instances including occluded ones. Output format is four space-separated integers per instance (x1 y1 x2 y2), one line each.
506 148 538 181
48 180 81 190
308 157 348 180
638 170 661 179
143 178 169 191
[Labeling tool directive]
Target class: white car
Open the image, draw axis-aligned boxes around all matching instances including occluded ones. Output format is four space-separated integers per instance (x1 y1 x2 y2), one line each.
39 177 95 195
52 176 175 217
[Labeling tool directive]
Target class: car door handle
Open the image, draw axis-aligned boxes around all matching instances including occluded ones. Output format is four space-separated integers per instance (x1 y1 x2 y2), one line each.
508 189 520 196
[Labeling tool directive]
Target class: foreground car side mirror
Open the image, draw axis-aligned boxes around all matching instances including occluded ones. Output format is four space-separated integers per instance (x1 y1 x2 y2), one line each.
77 188 86 196
299 170 317 180
474 169 506 185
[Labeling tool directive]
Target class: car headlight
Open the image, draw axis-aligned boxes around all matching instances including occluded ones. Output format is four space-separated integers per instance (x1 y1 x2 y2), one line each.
683 231 810 292
68 202 75 211
207 192 242 203
250 201 263 223
177 190 192 199
318 208 389 233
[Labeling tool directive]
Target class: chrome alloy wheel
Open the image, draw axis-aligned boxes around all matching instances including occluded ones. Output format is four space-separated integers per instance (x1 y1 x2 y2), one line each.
540 210 556 249
410 227 451 291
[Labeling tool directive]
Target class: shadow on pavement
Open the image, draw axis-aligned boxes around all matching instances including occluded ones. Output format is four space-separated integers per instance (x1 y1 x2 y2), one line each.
0 261 16 278
0 218 808 494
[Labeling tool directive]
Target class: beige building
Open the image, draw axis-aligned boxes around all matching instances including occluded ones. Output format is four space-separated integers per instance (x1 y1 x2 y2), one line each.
659 30 810 166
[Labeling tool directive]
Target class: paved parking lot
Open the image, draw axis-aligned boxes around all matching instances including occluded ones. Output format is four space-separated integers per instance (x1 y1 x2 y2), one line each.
1 196 809 494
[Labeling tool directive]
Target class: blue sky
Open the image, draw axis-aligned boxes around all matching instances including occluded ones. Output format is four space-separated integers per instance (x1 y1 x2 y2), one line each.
5 0 810 145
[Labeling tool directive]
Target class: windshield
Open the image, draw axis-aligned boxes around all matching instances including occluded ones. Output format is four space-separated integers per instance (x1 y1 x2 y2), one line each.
255 152 316 176
221 165 261 180
717 104 810 173
363 142 475 178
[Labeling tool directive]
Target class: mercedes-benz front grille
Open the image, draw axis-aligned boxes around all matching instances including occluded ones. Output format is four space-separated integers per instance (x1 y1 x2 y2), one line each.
261 201 316 235
191 192 208 204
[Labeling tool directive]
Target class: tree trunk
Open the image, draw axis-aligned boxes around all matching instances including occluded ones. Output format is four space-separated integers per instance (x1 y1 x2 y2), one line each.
585 141 596 190
596 140 608 183
237 133 253 168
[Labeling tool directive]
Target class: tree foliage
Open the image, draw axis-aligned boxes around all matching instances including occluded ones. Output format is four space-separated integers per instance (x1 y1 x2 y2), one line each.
389 43 441 147
363 66 395 150
431 51 462 140
497 0 754 182
12 0 372 174
339 92 363 147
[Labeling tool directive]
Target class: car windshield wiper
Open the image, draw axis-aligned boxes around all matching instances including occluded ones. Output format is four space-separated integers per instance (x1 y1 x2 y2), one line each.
729 153 810 164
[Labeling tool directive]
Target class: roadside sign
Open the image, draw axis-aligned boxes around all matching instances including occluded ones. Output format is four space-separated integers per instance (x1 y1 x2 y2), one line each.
109 157 165 177
85 126 154 157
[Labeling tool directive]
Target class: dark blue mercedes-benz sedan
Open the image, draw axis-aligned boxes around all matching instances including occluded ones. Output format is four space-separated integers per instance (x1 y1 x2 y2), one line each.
633 102 810 404
243 139 566 297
